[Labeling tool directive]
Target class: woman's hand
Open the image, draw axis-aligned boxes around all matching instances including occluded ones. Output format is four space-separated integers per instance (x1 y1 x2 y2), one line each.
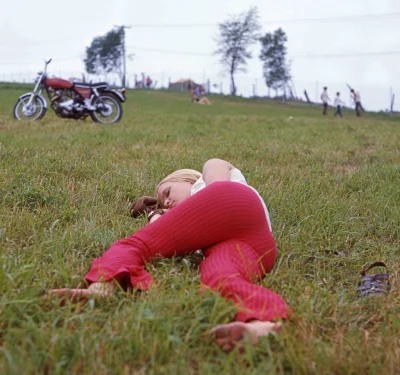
149 209 169 223
50 282 116 302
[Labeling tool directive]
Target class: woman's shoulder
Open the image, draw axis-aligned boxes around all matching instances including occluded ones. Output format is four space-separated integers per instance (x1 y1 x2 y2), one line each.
191 176 205 195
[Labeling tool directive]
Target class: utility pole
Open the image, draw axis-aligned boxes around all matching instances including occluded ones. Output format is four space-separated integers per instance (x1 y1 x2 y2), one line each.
114 25 131 87
390 87 395 117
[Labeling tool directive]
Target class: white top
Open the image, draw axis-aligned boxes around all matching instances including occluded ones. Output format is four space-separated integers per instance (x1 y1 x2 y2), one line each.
191 168 272 231
353 91 361 102
334 97 344 106
320 91 330 103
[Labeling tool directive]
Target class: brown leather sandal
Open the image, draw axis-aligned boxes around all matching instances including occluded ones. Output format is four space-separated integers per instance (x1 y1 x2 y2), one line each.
357 261 390 297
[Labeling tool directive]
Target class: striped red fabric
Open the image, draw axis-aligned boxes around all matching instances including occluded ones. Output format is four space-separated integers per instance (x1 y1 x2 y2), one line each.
85 181 290 321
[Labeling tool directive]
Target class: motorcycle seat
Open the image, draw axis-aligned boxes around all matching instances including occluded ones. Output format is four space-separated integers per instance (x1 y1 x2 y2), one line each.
74 82 109 88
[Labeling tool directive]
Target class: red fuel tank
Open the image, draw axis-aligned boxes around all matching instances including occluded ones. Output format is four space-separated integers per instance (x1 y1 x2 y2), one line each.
45 78 73 89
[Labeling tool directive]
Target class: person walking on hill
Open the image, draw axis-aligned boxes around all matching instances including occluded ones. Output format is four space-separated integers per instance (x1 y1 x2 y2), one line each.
51 158 291 353
320 87 330 115
334 92 345 117
350 89 362 117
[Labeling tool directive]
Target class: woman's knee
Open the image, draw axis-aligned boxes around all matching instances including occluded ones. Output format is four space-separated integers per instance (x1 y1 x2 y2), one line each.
200 181 261 209
200 266 244 290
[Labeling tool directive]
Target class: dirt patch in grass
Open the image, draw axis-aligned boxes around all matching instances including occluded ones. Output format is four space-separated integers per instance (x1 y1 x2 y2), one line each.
332 164 360 174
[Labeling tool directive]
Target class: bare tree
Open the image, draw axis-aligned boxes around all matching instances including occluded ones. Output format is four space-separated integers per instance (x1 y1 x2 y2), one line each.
214 7 260 96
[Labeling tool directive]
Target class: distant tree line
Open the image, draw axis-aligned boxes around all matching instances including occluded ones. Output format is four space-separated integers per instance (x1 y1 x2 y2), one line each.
83 7 291 96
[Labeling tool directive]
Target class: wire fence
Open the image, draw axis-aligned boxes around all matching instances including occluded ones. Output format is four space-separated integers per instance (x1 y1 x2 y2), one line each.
1 70 399 114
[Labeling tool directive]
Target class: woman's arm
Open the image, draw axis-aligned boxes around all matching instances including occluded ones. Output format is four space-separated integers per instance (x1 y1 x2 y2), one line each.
202 159 235 186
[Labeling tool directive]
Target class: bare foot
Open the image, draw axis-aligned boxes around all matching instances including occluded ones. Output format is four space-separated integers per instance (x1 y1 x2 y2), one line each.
211 320 282 353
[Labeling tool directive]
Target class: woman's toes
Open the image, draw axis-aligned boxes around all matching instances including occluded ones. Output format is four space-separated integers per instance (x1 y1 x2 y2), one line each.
212 322 249 352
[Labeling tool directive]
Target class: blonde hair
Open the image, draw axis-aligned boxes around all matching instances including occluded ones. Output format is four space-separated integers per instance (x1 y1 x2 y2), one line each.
157 169 202 191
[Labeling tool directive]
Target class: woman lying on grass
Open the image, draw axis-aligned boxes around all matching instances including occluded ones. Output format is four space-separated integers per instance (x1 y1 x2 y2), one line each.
51 158 291 352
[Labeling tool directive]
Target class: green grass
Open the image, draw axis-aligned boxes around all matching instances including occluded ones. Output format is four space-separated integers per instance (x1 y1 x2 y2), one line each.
0 85 400 374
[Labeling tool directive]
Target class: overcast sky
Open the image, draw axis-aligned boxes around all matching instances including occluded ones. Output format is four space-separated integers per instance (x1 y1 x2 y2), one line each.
1 0 400 111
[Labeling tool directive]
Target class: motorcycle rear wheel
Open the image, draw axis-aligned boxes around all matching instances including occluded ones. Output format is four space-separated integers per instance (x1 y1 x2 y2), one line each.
90 94 123 124
13 94 47 121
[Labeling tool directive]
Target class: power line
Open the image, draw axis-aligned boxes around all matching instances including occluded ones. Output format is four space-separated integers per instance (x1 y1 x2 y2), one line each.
0 12 398 50
0 55 82 65
290 50 400 58
127 12 400 28
0 35 87 47
0 12 398 49
264 12 400 24
126 46 210 57
127 46 400 59
2 48 400 66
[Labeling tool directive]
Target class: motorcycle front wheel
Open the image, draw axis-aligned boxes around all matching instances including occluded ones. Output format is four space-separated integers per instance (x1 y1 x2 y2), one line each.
90 94 123 124
13 94 47 121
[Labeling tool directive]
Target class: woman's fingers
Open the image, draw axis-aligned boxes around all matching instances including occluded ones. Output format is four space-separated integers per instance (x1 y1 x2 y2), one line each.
48 283 116 305
49 288 94 301
49 284 115 301
50 288 90 296
49 288 109 304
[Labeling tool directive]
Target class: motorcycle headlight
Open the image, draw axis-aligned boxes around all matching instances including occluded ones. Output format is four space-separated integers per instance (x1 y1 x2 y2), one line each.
34 73 43 84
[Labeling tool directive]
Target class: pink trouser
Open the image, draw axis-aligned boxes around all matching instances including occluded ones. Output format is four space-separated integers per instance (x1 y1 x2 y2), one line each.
85 181 291 322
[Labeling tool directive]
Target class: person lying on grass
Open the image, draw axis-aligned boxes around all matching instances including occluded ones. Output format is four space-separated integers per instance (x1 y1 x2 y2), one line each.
191 87 212 105
51 158 291 352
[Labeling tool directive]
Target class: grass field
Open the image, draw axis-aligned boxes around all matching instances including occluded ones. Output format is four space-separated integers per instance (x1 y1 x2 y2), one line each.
0 85 399 374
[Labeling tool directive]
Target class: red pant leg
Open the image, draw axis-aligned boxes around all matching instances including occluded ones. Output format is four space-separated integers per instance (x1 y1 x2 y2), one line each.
200 240 290 322
85 181 276 290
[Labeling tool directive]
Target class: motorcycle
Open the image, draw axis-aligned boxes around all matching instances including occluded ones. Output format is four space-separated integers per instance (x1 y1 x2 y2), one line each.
13 59 126 123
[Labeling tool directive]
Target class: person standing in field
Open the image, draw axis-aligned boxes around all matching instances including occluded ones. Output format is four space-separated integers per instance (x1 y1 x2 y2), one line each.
334 92 345 117
146 76 152 89
320 87 330 115
350 89 362 117
51 158 291 353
